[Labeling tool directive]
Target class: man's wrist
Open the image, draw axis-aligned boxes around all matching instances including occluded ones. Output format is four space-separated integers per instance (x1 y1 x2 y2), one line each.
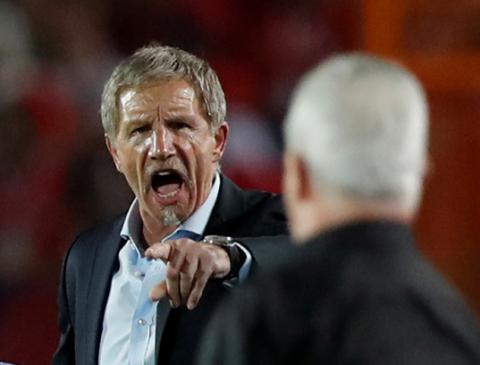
202 235 246 280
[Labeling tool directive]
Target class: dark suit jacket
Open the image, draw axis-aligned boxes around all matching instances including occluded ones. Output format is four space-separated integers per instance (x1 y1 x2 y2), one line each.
197 221 480 365
52 176 290 365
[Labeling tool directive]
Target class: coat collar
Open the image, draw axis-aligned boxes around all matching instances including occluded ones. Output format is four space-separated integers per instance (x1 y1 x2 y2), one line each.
204 175 248 234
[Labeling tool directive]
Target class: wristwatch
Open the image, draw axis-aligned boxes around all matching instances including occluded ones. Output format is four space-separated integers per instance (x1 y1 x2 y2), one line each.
202 235 235 247
202 235 245 280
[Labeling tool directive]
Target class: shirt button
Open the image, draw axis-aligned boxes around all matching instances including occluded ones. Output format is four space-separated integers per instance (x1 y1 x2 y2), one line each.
137 319 146 326
133 270 144 278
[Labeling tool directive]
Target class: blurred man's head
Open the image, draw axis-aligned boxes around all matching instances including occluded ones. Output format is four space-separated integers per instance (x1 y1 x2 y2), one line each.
283 53 428 242
101 45 229 238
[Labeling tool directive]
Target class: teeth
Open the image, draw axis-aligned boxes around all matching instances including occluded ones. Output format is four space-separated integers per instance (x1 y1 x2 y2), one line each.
159 190 179 198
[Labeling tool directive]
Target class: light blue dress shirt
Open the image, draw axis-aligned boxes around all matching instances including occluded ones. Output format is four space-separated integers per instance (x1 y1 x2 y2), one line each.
98 174 251 365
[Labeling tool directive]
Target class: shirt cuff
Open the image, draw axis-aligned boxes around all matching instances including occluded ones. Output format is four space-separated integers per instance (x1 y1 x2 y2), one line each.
236 242 252 282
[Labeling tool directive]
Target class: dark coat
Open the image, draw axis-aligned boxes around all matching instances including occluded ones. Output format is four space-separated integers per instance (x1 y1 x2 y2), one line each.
52 176 290 365
197 221 480 365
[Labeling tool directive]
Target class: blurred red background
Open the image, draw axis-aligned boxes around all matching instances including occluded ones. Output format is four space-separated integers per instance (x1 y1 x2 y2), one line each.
0 0 478 363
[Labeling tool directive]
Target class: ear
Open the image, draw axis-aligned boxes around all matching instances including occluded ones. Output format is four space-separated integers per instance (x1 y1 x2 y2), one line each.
212 122 229 163
283 153 313 202
105 134 122 172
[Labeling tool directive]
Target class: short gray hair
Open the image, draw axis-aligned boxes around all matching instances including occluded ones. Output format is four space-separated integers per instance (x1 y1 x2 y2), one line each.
101 44 226 137
285 53 428 210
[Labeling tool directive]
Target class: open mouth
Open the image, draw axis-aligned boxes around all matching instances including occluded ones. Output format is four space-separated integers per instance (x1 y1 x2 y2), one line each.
151 169 184 197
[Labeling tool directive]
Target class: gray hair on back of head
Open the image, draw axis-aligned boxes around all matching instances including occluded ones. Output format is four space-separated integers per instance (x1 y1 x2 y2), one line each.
101 43 226 137
285 53 428 211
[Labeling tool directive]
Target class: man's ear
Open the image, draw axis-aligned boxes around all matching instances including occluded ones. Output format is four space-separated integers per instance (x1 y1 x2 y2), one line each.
296 156 313 201
212 122 229 163
105 134 122 172
284 153 313 202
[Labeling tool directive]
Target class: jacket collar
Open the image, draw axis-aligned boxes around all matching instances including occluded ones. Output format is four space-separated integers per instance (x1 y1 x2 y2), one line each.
204 175 248 234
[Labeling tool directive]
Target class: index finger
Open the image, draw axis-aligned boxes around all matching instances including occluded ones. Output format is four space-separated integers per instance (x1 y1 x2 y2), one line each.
145 243 171 262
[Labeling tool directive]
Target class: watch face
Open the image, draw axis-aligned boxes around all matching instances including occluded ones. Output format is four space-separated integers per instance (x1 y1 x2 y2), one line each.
203 235 234 246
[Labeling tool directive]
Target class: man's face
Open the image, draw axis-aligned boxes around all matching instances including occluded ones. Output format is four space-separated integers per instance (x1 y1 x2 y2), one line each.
107 79 228 232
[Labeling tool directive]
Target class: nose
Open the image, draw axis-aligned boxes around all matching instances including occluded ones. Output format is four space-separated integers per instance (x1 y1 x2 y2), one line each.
148 127 175 159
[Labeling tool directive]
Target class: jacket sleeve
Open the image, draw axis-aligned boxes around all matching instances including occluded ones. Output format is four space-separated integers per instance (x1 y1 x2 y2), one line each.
233 194 294 274
235 235 295 274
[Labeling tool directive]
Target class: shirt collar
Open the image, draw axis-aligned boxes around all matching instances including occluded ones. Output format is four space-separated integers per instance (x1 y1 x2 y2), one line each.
120 172 221 250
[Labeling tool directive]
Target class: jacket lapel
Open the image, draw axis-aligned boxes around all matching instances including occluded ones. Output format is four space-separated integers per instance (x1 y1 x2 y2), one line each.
154 297 172 360
204 175 248 234
84 217 125 365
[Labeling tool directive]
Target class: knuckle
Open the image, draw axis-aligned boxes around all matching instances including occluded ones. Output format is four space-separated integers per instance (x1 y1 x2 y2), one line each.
177 237 193 245
189 245 200 256
167 267 179 279
199 249 214 262
196 268 207 277
196 267 211 278
171 239 184 249
174 240 194 254
185 250 198 262
181 271 194 281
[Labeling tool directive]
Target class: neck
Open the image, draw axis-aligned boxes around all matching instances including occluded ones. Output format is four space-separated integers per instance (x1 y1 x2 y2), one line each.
140 209 179 247
142 224 177 247
290 195 413 244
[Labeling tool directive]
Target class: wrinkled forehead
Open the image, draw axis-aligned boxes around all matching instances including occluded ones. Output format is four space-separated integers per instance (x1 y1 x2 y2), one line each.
116 78 209 121
118 80 197 114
